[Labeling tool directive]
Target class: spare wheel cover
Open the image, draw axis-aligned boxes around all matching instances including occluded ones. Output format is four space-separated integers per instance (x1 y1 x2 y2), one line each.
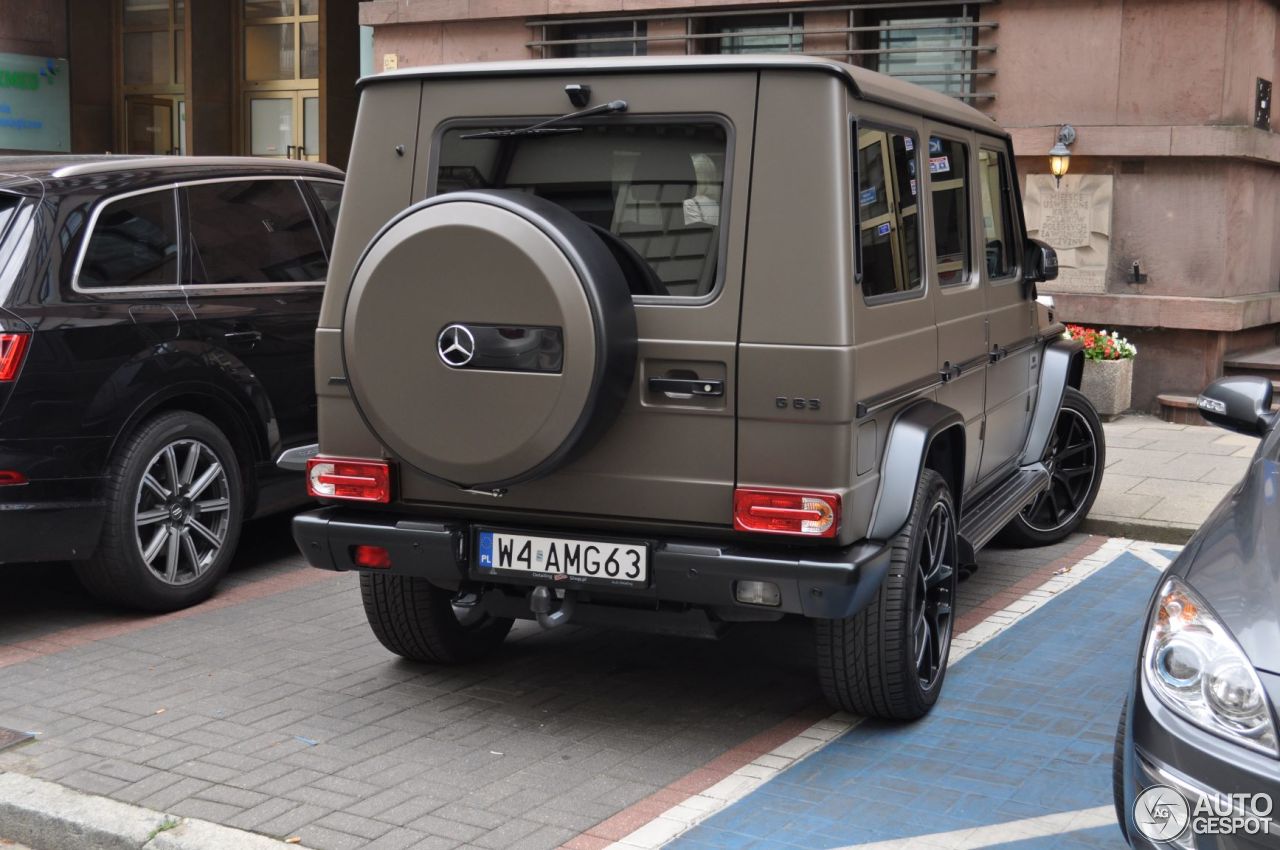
342 190 636 489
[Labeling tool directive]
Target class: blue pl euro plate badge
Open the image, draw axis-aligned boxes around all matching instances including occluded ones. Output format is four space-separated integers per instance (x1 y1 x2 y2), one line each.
478 531 494 569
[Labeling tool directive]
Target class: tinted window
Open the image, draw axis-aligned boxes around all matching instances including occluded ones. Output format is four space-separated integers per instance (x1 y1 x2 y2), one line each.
309 180 342 232
857 128 922 298
79 190 178 288
929 136 970 285
184 179 326 285
437 122 727 298
978 148 1018 279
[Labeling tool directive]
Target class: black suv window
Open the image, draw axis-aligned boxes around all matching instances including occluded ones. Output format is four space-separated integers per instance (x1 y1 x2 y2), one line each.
435 122 728 298
184 179 327 285
978 148 1018 279
929 136 970 286
79 190 179 289
857 128 922 298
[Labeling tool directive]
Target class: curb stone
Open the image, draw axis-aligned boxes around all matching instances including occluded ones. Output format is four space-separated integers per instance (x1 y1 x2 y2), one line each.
1081 516 1196 546
0 773 302 850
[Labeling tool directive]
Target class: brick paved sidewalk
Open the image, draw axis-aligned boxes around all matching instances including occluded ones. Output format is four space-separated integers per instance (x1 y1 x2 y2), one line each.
1085 415 1259 543
0 521 1093 850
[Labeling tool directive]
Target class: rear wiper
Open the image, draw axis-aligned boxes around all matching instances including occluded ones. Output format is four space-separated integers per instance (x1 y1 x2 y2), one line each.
460 100 628 140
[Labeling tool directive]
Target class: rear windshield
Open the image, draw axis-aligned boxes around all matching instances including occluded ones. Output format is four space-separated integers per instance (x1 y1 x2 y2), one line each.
435 122 728 298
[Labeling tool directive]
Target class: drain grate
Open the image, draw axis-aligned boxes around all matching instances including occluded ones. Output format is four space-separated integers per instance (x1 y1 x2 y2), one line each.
0 726 33 752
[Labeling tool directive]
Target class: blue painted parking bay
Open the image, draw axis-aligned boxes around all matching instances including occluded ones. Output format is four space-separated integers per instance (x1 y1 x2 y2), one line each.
674 550 1162 850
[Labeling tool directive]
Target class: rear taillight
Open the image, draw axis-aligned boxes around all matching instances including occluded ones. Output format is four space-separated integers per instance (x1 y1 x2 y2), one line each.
0 470 26 486
352 545 393 568
0 333 29 382
734 488 840 538
307 457 391 503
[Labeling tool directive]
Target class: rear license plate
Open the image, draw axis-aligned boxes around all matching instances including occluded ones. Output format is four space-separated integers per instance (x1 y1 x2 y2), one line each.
476 529 648 586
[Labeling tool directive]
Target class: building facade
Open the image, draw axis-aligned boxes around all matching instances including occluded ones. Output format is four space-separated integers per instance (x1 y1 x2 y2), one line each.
0 0 360 167
359 0 1280 414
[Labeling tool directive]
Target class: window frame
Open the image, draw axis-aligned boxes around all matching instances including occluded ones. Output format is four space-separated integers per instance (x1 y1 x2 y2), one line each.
71 176 331 297
976 143 1022 286
853 120 927 307
926 129 974 289
70 185 183 295
425 112 737 307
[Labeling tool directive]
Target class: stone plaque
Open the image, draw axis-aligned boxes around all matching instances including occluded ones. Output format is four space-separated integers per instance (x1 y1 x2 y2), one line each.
1023 174 1114 294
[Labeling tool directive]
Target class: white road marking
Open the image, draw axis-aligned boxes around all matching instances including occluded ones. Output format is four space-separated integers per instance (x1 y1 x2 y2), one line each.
606 538 1137 849
824 805 1117 850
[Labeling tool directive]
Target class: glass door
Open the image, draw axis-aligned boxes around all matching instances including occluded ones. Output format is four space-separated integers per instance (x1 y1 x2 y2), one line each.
240 0 320 160
125 96 175 154
245 90 318 159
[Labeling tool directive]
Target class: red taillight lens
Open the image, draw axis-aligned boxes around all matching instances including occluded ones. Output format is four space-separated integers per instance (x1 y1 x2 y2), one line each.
734 488 841 538
0 333 30 382
352 545 393 569
0 470 26 486
306 457 391 503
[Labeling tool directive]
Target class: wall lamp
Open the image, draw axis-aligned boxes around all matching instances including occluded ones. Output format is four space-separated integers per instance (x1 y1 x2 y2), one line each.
1049 124 1076 187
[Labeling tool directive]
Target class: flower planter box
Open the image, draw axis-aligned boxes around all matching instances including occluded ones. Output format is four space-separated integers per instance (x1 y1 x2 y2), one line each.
1080 357 1133 418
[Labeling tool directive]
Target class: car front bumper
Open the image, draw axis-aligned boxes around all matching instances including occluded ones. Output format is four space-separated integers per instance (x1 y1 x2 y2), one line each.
292 507 893 620
1118 674 1280 850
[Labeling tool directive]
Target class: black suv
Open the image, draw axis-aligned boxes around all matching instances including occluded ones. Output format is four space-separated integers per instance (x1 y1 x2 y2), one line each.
0 156 341 611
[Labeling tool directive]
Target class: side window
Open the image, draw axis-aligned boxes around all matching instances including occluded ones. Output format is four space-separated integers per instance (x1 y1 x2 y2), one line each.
309 180 342 232
857 127 922 299
978 148 1018 280
78 190 178 289
184 180 327 285
928 136 970 286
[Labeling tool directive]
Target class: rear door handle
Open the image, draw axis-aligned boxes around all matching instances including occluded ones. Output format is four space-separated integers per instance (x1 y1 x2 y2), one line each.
224 330 262 343
648 377 724 398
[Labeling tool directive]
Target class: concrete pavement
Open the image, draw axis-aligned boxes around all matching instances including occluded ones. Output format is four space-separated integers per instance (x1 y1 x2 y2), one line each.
1083 415 1259 544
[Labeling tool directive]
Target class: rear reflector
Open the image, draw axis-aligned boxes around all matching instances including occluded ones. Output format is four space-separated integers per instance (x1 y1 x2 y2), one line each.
0 333 30 382
352 545 393 569
307 457 391 503
0 470 26 486
734 488 840 538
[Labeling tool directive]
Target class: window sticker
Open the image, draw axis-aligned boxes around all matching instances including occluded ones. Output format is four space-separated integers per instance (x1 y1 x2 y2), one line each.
929 137 944 155
903 137 914 151
929 156 950 175
876 222 892 237
859 187 878 206
910 178 917 196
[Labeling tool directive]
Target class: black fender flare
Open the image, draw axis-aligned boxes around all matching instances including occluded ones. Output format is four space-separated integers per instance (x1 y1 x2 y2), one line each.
1019 337 1085 466
866 399 966 541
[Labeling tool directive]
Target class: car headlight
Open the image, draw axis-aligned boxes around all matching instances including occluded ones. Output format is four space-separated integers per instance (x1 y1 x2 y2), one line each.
1143 576 1279 756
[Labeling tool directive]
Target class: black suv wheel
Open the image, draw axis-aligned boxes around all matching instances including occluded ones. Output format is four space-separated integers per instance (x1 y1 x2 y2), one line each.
816 469 958 720
999 388 1105 547
361 574 514 664
75 412 244 612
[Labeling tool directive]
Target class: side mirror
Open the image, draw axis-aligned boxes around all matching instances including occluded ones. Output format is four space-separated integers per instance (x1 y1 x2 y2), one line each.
1197 376 1277 437
1025 238 1059 284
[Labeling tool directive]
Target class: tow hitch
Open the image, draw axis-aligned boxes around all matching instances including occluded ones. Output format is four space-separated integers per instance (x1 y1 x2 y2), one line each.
530 586 576 629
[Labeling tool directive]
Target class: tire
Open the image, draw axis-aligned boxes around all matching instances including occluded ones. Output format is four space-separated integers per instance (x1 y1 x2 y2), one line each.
1113 698 1130 842
75 412 243 612
816 469 958 721
998 387 1105 548
360 574 514 664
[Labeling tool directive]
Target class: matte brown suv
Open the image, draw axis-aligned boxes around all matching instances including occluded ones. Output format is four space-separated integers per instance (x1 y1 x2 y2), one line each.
291 56 1105 720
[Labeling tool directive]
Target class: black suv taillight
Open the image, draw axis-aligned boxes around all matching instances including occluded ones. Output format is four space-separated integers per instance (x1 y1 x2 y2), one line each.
0 332 29 382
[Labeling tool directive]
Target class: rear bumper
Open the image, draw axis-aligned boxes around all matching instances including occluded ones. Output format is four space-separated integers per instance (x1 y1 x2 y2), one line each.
292 507 893 620
0 496 105 562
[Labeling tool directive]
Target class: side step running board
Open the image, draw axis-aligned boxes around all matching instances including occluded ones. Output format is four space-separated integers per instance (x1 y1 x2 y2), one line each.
958 463 1050 556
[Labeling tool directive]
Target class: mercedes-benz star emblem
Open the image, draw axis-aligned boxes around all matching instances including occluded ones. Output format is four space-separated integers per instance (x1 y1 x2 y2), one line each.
437 324 476 368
